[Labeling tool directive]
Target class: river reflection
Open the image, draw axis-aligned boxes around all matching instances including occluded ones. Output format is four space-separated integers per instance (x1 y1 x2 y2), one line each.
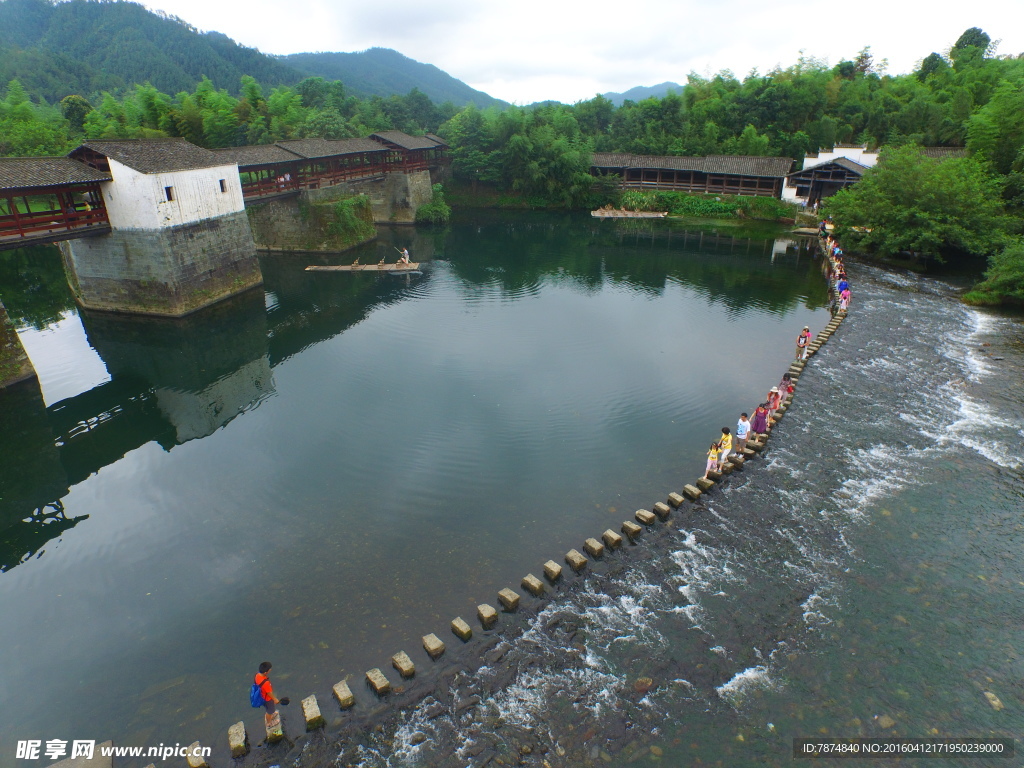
0 212 828 760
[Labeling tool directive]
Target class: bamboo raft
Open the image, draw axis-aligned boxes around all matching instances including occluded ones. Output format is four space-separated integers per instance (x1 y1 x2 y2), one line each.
591 208 667 219
305 262 422 273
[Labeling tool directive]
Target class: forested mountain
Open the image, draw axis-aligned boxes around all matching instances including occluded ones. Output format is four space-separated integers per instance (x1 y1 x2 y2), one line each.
282 48 505 109
0 0 505 108
602 82 683 106
0 0 305 100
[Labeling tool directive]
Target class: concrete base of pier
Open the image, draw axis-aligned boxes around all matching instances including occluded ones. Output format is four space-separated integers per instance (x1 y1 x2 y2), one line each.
59 210 262 316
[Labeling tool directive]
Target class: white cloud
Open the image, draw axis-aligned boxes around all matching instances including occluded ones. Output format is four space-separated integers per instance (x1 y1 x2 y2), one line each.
143 0 1024 103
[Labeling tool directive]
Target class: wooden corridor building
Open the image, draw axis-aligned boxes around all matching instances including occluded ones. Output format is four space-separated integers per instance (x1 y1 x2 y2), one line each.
0 157 111 248
591 153 794 197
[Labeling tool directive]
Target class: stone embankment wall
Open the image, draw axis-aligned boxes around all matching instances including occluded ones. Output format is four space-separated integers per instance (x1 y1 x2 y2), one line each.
0 298 36 388
59 210 262 317
246 193 375 254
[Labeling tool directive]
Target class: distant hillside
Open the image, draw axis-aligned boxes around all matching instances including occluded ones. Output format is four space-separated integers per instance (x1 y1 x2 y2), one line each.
602 82 685 106
0 0 305 100
283 48 506 109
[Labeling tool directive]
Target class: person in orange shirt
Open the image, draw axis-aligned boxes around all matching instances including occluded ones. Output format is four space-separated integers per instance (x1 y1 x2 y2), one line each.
255 662 289 727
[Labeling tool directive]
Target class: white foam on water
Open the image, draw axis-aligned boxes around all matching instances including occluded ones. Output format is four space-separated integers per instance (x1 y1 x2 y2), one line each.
935 382 1021 470
835 444 925 515
715 664 776 707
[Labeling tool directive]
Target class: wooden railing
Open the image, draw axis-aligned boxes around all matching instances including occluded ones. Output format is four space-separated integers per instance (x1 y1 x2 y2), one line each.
0 206 110 240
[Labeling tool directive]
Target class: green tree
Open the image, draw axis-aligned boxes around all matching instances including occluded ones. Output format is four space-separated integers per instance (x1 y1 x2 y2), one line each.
59 94 92 132
825 145 1011 262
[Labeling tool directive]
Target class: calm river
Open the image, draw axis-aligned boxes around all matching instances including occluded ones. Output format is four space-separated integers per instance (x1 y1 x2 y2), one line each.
1 211 1019 767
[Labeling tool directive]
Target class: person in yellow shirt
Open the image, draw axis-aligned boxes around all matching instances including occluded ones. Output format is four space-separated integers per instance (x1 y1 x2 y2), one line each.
717 427 733 471
703 442 720 480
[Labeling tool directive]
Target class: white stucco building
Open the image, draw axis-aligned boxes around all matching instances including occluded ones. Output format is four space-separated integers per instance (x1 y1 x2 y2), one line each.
68 139 245 229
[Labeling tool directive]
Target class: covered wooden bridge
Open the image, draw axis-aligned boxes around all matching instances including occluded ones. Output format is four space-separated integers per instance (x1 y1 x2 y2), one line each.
214 132 447 202
0 158 111 250
592 153 794 197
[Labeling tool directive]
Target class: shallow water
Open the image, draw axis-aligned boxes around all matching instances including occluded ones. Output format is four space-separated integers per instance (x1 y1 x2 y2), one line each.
0 212 829 762
322 260 1024 768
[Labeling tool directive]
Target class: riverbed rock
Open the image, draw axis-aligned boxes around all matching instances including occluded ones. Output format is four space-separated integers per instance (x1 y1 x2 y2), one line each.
621 521 642 541
366 668 391 695
477 603 498 628
498 588 521 611
451 617 474 642
228 722 248 758
302 694 325 730
522 573 545 596
584 538 605 558
984 691 1004 710
566 549 588 571
635 509 656 525
543 560 563 581
683 484 701 500
333 679 355 708
602 529 623 548
696 477 715 491
653 501 671 518
876 714 896 729
392 651 415 678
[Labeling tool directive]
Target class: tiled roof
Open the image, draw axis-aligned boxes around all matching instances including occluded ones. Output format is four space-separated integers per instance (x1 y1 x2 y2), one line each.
0 157 111 191
424 133 449 148
919 146 968 159
370 131 443 151
275 138 387 159
591 153 793 178
72 139 227 173
790 157 870 177
211 145 304 168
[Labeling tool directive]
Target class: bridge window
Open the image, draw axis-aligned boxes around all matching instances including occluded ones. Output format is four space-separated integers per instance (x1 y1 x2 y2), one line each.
219 179 227 193
164 186 175 202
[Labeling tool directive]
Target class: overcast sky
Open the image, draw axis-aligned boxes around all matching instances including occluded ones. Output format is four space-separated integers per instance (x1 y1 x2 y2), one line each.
146 0 1022 104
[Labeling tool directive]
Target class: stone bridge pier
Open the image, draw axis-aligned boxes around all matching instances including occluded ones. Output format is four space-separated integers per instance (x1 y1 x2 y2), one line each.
59 139 263 317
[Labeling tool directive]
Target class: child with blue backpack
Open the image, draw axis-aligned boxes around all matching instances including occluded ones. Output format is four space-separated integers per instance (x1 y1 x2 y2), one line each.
251 661 289 728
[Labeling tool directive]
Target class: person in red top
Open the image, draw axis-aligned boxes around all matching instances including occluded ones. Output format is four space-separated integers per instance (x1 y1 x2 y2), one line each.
255 661 289 727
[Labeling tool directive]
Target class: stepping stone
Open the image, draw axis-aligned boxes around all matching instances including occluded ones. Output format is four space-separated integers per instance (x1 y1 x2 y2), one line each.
741 447 755 457
729 455 744 467
498 588 521 611
392 651 415 678
683 484 701 500
477 603 498 628
707 469 723 481
366 668 391 695
621 520 643 541
451 617 472 641
302 694 325 730
667 492 685 508
333 679 355 708
696 477 715 491
423 632 445 659
720 462 734 475
521 574 545 596
653 501 671 518
635 509 656 525
543 560 563 581
265 714 284 743
747 441 765 452
186 742 209 767
583 537 605 558
602 529 623 548
228 722 248 758
566 549 588 571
